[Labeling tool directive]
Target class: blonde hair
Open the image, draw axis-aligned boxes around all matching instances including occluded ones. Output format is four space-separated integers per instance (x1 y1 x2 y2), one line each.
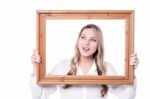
63 24 108 97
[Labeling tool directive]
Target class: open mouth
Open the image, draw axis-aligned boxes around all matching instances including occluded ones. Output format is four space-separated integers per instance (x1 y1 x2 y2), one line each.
82 47 90 52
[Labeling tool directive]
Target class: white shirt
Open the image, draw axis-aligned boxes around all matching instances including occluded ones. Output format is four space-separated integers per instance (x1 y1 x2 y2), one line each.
29 60 136 99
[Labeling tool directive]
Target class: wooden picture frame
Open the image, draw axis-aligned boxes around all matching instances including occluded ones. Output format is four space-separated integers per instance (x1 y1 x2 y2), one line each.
36 10 134 85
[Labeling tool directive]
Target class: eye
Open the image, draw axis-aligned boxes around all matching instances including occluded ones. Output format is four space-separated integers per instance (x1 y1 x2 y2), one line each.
90 39 96 42
80 35 85 39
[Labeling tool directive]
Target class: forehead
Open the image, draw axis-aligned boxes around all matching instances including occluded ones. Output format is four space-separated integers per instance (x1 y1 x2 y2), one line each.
81 28 96 37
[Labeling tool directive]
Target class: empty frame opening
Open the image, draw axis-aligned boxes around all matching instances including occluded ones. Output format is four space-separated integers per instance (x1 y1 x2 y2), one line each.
46 19 125 76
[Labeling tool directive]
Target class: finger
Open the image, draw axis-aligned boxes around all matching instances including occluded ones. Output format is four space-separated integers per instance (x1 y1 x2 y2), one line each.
129 59 136 63
129 60 138 70
129 57 139 63
33 49 39 54
129 63 137 70
130 57 139 64
129 61 136 65
32 54 41 61
33 53 41 58
31 55 41 63
130 53 137 58
130 56 137 61
129 57 136 63
129 55 138 64
32 50 41 57
35 58 41 63
32 57 41 64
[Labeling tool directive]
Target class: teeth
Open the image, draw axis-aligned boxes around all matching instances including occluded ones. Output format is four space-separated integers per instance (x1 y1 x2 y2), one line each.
83 47 89 50
83 47 90 52
84 48 89 50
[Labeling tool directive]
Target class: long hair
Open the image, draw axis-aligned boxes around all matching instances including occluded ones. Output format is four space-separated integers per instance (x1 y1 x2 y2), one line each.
63 24 108 97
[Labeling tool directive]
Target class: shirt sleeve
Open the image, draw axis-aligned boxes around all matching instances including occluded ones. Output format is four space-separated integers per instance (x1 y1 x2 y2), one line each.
29 76 57 99
29 60 70 99
105 62 137 99
108 79 137 99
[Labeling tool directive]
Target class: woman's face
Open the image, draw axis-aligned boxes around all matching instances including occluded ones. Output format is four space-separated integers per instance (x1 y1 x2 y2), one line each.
78 28 98 58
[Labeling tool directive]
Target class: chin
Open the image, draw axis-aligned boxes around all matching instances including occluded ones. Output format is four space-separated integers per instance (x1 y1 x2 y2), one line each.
81 54 92 58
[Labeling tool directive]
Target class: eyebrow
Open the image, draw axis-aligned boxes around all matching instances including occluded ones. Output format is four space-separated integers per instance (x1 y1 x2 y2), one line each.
81 34 96 38
90 36 96 38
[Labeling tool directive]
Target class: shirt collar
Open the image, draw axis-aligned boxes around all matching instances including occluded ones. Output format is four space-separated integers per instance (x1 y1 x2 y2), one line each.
76 61 97 75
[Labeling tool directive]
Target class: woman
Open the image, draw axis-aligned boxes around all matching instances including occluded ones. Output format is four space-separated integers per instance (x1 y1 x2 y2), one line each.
30 24 139 99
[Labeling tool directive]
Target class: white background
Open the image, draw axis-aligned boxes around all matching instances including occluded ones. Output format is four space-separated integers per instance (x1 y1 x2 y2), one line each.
0 0 149 99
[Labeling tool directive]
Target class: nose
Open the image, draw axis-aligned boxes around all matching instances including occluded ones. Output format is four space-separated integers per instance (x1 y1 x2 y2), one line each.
84 39 90 46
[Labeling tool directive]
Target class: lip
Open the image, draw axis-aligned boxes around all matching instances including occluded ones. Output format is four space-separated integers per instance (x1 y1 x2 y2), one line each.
82 47 90 52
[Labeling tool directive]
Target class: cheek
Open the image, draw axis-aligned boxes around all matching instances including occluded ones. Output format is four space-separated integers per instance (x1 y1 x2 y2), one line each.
91 44 98 52
78 40 83 48
77 41 82 50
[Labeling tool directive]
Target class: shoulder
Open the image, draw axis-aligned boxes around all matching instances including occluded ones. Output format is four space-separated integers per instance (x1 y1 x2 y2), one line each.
104 61 117 75
50 59 71 75
104 62 114 69
55 59 71 68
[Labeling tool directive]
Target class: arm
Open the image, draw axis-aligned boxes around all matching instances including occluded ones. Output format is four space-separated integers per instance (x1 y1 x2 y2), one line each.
29 49 57 99
108 79 137 99
105 53 138 99
29 75 57 99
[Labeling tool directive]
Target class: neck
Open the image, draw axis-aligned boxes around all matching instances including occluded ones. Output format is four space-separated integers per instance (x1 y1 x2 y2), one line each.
79 56 94 67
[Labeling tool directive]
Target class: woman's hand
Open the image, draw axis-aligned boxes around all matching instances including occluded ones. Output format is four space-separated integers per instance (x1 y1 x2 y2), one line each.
31 49 41 76
31 49 41 65
129 53 139 70
129 53 139 78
